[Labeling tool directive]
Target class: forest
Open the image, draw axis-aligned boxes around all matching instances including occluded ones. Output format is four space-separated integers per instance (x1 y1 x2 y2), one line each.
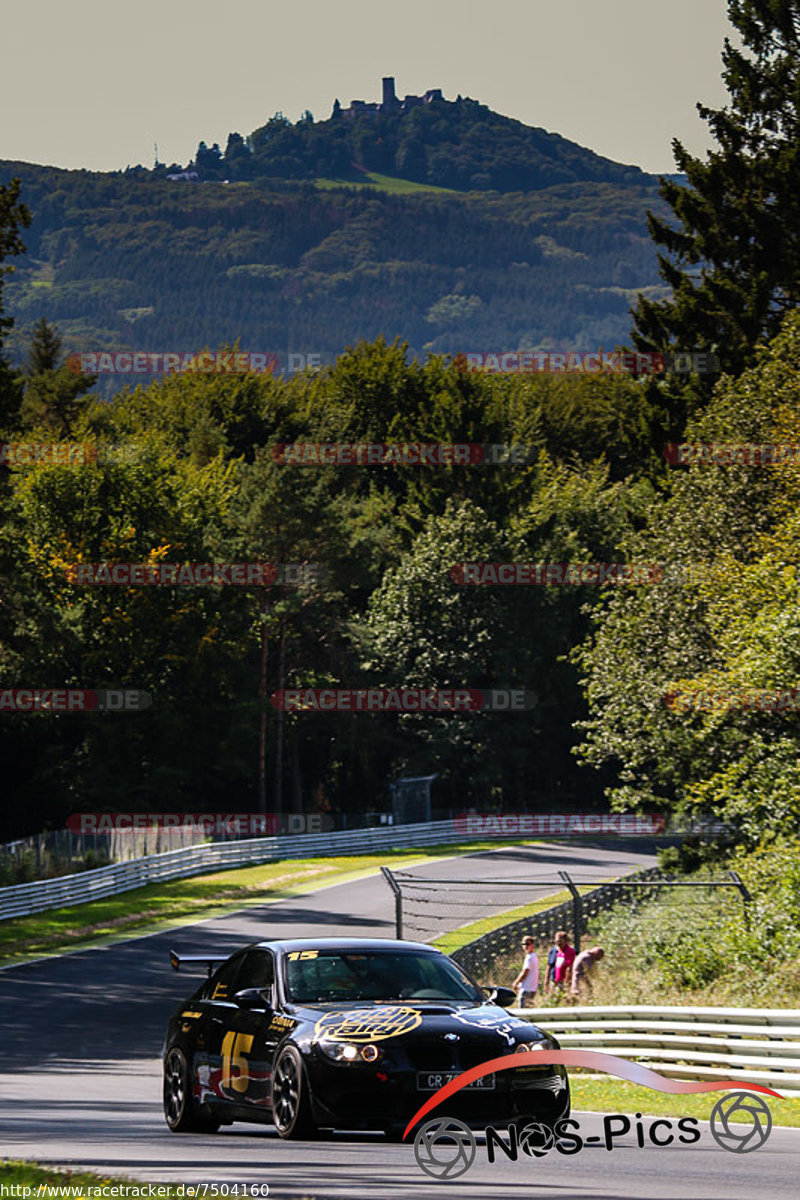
0 156 668 381
0 0 798 857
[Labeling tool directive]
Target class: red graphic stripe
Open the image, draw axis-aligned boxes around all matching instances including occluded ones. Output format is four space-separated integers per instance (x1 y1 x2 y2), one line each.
401 1049 783 1141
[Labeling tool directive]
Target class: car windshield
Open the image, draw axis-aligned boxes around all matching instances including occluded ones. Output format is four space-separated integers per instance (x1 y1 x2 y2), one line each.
284 949 482 1004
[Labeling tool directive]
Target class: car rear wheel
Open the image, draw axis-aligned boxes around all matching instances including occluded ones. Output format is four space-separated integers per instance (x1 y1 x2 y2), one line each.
272 1045 315 1139
163 1048 220 1133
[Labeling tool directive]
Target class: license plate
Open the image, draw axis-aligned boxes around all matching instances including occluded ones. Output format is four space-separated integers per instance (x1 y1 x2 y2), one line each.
416 1072 495 1091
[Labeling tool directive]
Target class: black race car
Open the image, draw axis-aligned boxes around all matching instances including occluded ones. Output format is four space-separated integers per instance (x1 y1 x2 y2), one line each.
162 936 570 1139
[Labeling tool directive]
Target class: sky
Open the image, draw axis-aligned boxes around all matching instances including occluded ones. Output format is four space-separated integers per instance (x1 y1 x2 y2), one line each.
2 0 736 175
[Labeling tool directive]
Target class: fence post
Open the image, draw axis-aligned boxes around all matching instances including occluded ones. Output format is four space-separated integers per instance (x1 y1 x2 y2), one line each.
381 866 403 938
729 869 751 928
559 870 582 953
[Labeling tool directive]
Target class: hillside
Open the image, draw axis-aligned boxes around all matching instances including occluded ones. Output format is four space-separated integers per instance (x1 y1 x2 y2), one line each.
0 89 672 378
164 82 649 194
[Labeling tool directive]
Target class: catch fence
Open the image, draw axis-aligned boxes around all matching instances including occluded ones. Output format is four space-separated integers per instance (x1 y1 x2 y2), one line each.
381 866 750 977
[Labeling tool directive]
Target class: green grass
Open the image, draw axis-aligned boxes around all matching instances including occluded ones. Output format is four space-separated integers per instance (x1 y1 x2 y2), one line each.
432 888 572 956
570 1078 800 1125
0 1162 316 1197
0 1161 181 1195
314 171 456 194
431 875 616 958
0 840 529 964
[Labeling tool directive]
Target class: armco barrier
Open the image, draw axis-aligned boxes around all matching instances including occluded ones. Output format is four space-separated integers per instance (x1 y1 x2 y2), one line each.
0 820 470 920
513 1004 800 1097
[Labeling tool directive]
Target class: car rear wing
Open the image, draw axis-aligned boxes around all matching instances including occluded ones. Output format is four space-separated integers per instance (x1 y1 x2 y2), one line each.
170 949 227 976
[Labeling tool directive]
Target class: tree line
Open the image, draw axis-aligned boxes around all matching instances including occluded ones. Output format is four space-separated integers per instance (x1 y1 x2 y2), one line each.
0 0 797 854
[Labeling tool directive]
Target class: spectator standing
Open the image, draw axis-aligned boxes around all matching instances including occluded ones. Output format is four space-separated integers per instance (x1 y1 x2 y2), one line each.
571 945 605 997
548 930 576 993
512 936 539 1007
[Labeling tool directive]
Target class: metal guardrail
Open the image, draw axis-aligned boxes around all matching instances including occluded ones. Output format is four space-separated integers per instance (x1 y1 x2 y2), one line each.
514 1004 800 1097
0 820 470 920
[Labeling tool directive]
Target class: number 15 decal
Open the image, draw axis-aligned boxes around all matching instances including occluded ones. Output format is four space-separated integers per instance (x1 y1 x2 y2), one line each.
221 1030 254 1094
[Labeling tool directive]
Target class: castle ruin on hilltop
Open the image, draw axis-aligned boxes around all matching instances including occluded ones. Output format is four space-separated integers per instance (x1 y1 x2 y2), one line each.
334 77 444 118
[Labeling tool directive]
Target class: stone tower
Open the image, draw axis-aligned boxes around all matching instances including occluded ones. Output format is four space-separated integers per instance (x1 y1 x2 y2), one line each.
382 77 398 109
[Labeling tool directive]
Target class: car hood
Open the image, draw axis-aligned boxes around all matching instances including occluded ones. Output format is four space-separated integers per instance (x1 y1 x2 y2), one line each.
286 1001 547 1046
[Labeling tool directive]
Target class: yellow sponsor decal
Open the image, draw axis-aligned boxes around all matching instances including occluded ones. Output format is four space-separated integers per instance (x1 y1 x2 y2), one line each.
212 982 228 999
181 1010 203 1019
314 1006 422 1043
269 1014 297 1031
221 1030 254 1094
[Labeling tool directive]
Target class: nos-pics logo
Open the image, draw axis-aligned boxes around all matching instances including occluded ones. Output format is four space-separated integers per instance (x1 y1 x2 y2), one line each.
404 1051 779 1181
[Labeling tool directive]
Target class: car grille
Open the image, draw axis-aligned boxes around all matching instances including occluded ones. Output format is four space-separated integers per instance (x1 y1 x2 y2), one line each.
405 1040 504 1072
512 1072 566 1092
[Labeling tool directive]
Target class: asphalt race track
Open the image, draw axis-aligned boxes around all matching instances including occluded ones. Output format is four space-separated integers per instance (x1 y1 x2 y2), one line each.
1 841 798 1199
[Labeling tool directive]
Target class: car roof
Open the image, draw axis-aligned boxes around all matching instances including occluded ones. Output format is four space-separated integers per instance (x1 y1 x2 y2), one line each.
251 937 439 954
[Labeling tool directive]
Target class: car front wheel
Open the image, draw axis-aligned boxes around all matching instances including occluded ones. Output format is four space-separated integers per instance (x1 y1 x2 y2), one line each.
272 1045 315 1139
163 1047 220 1133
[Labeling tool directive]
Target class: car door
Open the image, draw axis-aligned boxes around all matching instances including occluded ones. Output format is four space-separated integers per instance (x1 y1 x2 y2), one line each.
220 948 284 1111
189 950 248 1112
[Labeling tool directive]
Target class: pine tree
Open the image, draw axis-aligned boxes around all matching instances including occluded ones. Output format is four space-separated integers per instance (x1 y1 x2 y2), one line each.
28 317 62 373
632 0 800 376
0 178 30 352
0 178 31 433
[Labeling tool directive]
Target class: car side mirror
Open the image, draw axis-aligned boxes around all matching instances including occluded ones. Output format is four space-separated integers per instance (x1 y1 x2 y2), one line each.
234 987 272 1014
486 986 517 1008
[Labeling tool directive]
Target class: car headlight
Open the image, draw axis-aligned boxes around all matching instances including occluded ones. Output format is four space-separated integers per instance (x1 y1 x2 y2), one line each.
319 1041 380 1063
515 1040 546 1054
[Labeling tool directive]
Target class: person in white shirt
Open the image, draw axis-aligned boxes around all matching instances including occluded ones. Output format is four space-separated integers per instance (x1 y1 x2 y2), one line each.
512 936 539 1008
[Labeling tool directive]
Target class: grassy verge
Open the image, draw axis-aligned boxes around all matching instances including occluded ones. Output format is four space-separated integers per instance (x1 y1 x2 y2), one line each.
0 840 528 965
0 1161 180 1194
471 840 800 1006
0 1162 313 1197
570 1078 800 1125
572 839 800 1008
434 876 617 967
432 888 572 956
